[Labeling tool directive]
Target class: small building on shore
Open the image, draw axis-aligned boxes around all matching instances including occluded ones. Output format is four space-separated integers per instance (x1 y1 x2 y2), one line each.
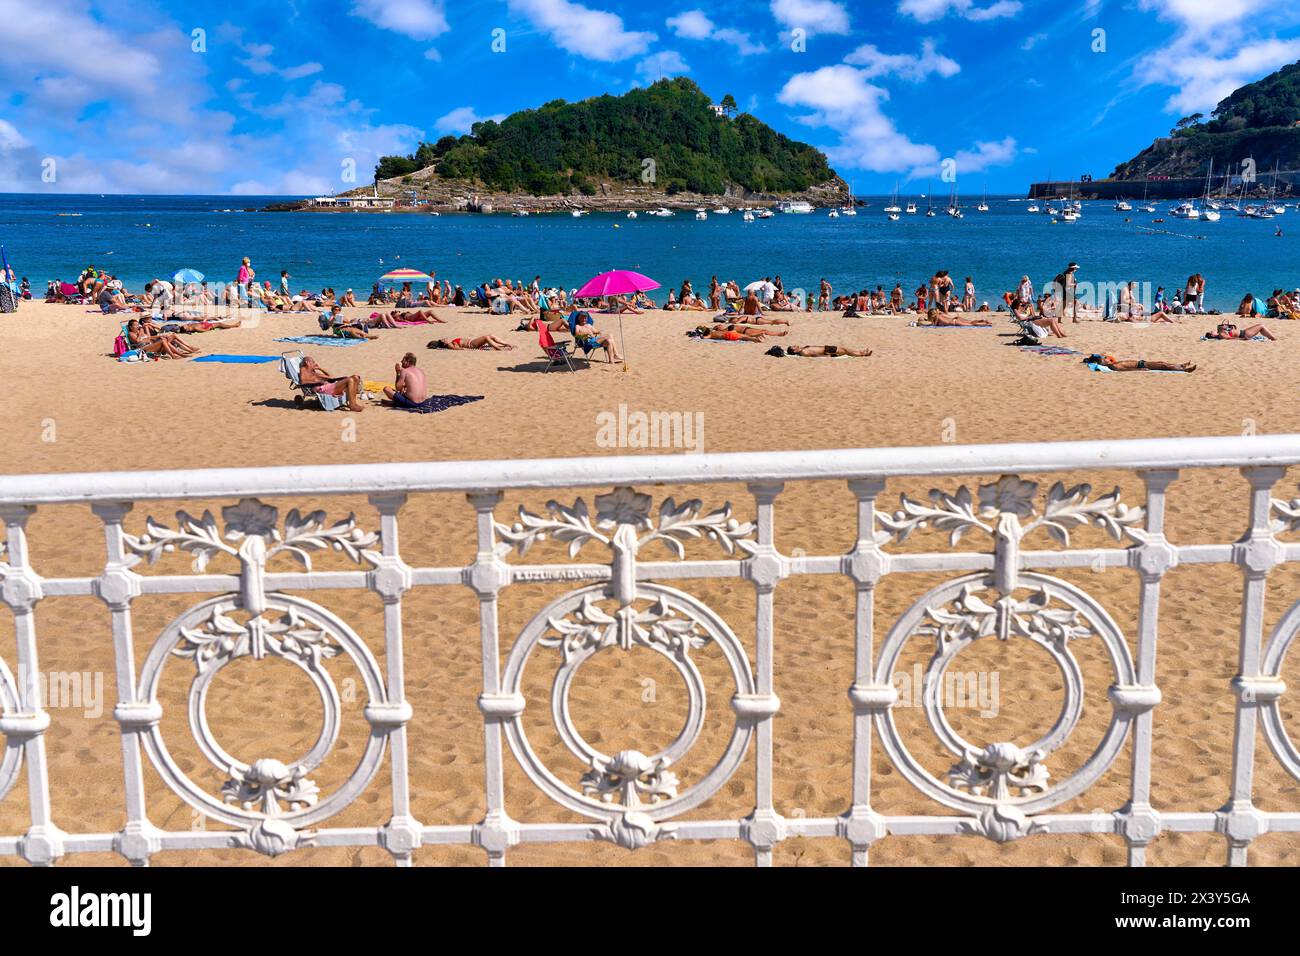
308 196 396 209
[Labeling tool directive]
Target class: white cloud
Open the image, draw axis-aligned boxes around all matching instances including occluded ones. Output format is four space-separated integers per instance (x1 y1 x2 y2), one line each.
281 62 325 80
506 0 656 61
898 0 1022 23
434 106 508 136
1159 38 1300 113
778 65 938 171
635 50 691 85
1137 0 1271 34
348 0 450 40
844 39 960 81
912 136 1018 178
778 64 1017 178
1020 32 1047 51
770 0 851 36
667 10 767 54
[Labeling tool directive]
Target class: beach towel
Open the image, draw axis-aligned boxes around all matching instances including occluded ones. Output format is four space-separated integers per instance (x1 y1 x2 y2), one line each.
275 336 365 348
1020 345 1081 357
394 394 485 415
1201 334 1269 342
1086 362 1184 374
192 354 281 364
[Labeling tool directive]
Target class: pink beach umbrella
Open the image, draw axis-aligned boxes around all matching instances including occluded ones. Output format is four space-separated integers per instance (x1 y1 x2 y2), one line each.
573 270 658 373
574 269 660 300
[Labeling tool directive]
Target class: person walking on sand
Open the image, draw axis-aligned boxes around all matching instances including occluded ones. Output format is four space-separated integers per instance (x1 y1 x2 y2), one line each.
237 257 254 305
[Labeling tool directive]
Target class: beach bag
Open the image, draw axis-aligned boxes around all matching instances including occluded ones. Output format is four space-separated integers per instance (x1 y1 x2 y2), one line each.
113 334 131 357
0 284 16 314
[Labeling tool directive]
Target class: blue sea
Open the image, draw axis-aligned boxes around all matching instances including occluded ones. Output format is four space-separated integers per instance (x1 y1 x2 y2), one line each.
1 192 1295 311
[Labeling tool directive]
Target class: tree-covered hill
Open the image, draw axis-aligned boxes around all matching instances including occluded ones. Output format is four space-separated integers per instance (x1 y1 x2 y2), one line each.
1111 60 1300 181
373 78 839 197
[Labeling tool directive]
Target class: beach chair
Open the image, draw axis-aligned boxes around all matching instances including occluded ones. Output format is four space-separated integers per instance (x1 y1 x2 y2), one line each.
538 324 587 373
1014 317 1047 341
279 350 344 410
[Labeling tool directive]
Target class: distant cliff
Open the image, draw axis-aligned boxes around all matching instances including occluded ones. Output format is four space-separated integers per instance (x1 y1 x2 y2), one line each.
1110 60 1300 184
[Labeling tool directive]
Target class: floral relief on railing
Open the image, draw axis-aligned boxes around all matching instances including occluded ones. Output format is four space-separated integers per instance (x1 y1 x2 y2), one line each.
872 475 1146 843
121 499 397 857
495 487 760 850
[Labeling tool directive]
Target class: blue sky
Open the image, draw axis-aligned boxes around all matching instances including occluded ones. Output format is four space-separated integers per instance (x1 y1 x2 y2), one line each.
1 0 1298 195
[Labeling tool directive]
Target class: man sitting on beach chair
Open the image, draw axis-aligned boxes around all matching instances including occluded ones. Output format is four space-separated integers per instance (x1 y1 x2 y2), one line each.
298 355 365 411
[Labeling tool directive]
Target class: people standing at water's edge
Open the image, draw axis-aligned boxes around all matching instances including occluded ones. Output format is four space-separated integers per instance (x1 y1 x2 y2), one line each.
237 257 254 304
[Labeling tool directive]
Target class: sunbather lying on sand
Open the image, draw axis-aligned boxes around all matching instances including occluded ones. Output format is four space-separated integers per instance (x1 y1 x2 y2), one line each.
427 335 515 351
300 356 365 411
1205 322 1277 341
145 317 242 334
720 314 789 326
609 295 643 314
366 310 446 329
691 325 774 342
921 308 991 327
126 319 200 359
714 322 789 337
784 344 873 358
1085 354 1196 373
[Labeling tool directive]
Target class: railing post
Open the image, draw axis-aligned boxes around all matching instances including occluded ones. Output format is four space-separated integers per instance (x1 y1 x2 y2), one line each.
1116 470 1178 865
1220 466 1286 865
0 505 61 866
740 482 786 866
841 479 891 866
466 492 520 866
369 493 420 866
92 501 161 866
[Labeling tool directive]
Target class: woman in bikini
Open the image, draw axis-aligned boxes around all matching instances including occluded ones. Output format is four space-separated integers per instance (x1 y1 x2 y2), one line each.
693 325 772 343
427 335 515 351
962 277 976 312
785 344 872 358
921 308 991 327
1205 322 1277 341
126 319 200 359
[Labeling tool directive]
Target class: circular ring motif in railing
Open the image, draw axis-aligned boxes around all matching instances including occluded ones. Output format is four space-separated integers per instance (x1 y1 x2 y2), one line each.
1258 599 1300 782
137 593 389 829
874 572 1136 817
500 584 755 823
0 654 23 803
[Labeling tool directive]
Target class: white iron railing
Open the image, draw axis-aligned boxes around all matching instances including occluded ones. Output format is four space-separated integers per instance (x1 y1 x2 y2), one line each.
2 434 1300 866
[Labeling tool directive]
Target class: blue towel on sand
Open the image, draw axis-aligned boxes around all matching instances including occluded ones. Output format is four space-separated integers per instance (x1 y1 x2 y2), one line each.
397 394 485 415
192 354 280 364
275 336 365 348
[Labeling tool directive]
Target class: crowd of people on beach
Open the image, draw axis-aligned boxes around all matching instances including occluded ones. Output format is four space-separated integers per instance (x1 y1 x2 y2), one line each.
33 249 1300 395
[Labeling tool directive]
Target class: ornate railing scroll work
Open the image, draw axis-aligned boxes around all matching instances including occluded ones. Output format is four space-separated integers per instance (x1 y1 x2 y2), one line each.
3 434 1300 865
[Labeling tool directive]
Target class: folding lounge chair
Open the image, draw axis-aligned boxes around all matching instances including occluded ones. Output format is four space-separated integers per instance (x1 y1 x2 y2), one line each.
280 350 345 410
538 323 588 373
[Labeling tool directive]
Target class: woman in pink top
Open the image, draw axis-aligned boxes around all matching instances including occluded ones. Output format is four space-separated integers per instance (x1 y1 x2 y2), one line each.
236 257 254 303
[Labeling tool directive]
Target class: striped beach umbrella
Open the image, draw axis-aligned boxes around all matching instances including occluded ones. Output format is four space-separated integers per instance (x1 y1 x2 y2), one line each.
379 268 434 285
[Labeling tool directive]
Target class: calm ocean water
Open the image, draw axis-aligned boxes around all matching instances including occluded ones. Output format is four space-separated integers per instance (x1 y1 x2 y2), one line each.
1 192 1294 311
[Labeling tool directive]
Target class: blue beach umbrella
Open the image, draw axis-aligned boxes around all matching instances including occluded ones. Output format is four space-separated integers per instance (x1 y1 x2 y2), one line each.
173 268 205 285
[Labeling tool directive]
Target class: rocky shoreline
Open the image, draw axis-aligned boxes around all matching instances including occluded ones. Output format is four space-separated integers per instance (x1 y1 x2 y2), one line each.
264 173 851 214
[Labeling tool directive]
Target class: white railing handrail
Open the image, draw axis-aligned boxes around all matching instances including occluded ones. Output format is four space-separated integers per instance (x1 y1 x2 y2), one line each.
2 433 1298 505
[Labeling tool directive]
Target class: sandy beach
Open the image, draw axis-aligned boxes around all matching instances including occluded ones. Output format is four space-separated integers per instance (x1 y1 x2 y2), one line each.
2 298 1299 867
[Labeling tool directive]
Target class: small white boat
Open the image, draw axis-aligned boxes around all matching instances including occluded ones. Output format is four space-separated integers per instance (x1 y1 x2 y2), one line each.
976 201 989 212
827 209 839 218
777 200 814 214
905 201 917 215
571 210 588 218
743 210 755 222
883 181 901 214
695 210 708 221
888 213 900 221
626 211 638 219
1271 204 1287 216
1114 199 1132 211
512 210 530 217
755 208 774 219
1171 201 1200 220
1027 203 1040 213
947 207 964 219
714 206 731 215
1140 204 1156 213
1060 208 1079 222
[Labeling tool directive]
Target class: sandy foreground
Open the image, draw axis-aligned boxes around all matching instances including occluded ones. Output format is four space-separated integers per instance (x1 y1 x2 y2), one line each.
1 298 1300 867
